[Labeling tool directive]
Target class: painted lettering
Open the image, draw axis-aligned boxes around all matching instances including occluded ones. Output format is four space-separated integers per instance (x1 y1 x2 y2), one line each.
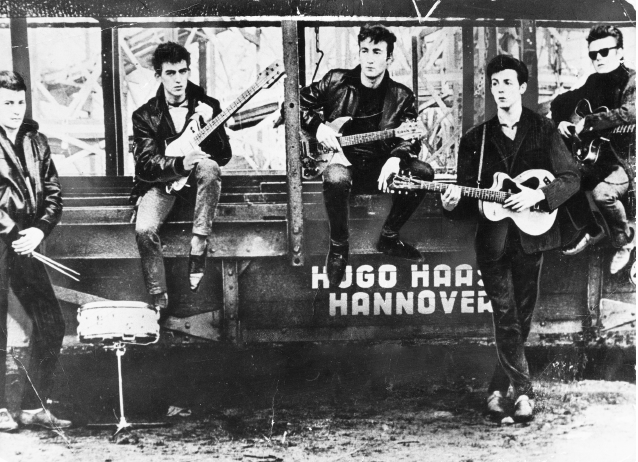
329 293 348 316
356 265 375 289
440 291 458 313
433 264 452 287
417 290 436 314
352 293 370 315
461 290 475 313
411 264 430 288
396 292 414 315
374 292 392 315
378 265 397 289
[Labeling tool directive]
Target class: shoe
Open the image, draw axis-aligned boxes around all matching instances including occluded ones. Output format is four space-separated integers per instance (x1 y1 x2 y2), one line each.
610 228 635 275
17 409 72 429
513 395 534 422
0 408 18 432
188 243 208 293
486 391 506 417
610 243 635 274
326 243 349 288
562 231 605 256
153 292 169 323
376 235 424 262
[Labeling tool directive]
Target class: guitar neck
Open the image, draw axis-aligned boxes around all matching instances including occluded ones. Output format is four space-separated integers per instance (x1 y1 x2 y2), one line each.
411 180 510 204
192 80 264 146
339 129 397 147
611 124 636 134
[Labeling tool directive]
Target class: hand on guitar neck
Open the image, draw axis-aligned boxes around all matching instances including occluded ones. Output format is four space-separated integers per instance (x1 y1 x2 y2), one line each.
441 180 545 212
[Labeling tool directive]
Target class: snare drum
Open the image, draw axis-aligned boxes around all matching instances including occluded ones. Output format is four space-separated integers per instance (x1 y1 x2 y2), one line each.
77 301 160 344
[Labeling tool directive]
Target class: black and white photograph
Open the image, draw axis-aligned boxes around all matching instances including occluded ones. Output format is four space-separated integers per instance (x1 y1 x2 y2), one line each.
0 0 635 460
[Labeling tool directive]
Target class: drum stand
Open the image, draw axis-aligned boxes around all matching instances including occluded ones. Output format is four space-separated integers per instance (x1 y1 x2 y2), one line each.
87 341 170 436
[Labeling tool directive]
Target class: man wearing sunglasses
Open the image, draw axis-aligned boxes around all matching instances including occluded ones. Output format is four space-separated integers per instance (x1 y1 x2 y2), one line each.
551 25 635 274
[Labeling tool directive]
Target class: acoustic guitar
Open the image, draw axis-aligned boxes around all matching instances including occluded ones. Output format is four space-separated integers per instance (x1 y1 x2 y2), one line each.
390 169 557 236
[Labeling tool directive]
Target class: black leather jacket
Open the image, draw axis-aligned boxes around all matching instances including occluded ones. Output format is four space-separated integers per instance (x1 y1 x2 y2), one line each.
299 66 420 163
0 120 62 244
130 81 232 202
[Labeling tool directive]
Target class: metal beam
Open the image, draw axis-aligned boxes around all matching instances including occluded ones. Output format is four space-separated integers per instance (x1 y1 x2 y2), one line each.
484 27 498 121
520 20 539 112
411 35 419 115
587 248 604 329
282 19 305 267
10 17 32 120
461 26 474 135
222 260 240 343
101 22 126 176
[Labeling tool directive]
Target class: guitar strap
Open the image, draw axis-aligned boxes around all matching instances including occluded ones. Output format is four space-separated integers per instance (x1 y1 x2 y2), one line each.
477 124 487 189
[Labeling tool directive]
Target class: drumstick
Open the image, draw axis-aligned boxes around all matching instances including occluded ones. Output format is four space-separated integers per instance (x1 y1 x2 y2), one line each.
32 253 80 282
32 251 80 276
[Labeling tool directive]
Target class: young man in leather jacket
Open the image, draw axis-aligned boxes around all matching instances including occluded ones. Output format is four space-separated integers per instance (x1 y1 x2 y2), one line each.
131 42 232 315
551 25 636 274
299 24 434 288
0 71 71 431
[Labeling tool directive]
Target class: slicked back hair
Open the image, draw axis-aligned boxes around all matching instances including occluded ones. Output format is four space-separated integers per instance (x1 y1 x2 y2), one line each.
0 70 27 92
358 24 396 57
486 54 529 85
152 42 191 75
587 25 624 49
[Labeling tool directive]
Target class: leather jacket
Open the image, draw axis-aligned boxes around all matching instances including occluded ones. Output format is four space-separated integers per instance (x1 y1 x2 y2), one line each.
299 66 420 163
130 81 232 203
0 120 63 244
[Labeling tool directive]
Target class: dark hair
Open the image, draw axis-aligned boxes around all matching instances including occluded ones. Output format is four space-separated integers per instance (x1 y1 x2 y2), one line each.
0 70 27 92
587 25 623 49
151 42 191 74
486 54 529 85
358 24 396 57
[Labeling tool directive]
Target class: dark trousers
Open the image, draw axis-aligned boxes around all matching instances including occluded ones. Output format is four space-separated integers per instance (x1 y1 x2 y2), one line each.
590 166 632 248
0 241 65 409
135 158 222 295
479 232 543 399
322 157 433 246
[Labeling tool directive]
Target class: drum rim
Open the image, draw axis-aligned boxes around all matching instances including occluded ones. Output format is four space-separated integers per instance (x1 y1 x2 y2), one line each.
79 301 154 309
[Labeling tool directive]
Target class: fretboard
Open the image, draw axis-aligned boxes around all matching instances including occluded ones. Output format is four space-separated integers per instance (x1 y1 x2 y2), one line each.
191 78 267 146
412 180 510 204
611 124 636 134
339 129 397 147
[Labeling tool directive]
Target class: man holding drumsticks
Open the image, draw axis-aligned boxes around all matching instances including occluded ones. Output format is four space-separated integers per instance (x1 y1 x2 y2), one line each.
0 71 71 431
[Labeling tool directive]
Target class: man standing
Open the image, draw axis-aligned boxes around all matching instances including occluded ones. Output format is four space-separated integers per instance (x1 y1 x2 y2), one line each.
131 42 232 314
0 71 71 431
442 56 580 421
551 25 635 274
300 24 434 287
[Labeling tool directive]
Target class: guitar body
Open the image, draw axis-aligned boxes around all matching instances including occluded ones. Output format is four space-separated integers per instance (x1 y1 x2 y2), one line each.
479 170 557 236
299 117 426 180
570 99 636 164
300 117 352 180
164 118 203 194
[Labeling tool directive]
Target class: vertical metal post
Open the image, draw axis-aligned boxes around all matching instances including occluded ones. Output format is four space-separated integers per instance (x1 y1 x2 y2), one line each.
101 22 125 176
198 39 208 93
298 25 307 87
587 248 604 329
411 35 420 115
222 260 240 343
461 26 475 135
484 27 499 121
10 17 32 120
282 19 305 267
520 20 539 111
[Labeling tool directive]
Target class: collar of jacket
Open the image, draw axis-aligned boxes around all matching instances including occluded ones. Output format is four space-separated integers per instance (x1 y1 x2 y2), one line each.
343 65 391 90
485 107 533 172
153 80 207 113
0 119 39 143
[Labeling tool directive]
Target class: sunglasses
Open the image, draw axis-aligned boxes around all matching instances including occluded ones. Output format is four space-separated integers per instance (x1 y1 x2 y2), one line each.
588 46 618 60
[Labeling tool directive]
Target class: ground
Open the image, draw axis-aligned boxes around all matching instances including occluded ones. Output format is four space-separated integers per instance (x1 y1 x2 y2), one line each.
0 379 635 462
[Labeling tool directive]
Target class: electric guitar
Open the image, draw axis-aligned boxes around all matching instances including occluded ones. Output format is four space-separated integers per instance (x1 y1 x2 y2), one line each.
570 99 635 164
390 169 557 236
165 60 285 194
300 117 427 180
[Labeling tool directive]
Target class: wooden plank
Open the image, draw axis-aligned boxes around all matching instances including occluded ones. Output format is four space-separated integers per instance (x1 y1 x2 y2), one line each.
282 20 305 267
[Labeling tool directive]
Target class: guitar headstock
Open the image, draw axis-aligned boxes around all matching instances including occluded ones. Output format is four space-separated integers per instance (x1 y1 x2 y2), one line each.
258 60 286 88
394 119 427 141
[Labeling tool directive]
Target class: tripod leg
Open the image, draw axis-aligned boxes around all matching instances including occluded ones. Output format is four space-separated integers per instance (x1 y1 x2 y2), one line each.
113 346 130 436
